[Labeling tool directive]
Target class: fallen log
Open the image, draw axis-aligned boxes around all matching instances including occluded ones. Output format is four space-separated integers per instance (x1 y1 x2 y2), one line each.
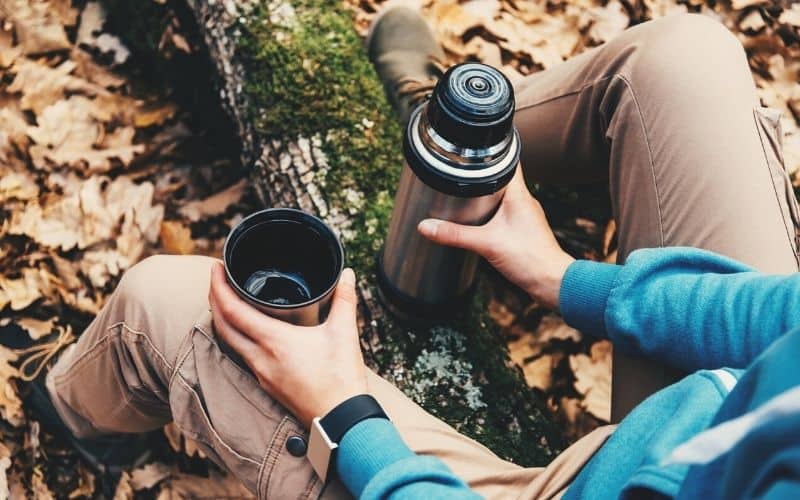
108 0 561 464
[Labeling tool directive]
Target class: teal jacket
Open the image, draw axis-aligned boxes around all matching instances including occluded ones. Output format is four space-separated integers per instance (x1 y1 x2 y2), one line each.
335 248 800 499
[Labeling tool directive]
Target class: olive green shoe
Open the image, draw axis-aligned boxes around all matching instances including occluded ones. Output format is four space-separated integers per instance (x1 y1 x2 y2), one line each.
366 3 447 125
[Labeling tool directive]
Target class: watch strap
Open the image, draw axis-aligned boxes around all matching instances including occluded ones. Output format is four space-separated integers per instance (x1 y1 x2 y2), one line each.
320 394 389 444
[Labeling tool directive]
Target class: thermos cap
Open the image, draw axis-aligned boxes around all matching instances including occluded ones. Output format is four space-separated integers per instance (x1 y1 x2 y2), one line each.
427 63 515 149
404 62 520 198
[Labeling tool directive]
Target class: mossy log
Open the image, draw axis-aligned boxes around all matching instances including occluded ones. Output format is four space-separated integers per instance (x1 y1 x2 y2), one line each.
159 0 560 464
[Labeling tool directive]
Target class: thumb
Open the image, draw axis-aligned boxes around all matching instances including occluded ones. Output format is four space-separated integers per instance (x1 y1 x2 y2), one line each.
326 268 358 329
417 219 488 254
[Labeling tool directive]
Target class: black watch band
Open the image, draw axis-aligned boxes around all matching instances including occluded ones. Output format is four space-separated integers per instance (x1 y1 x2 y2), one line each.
320 394 389 443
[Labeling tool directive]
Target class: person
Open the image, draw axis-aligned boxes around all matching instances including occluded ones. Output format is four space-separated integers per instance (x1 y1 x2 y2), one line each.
7 6 800 500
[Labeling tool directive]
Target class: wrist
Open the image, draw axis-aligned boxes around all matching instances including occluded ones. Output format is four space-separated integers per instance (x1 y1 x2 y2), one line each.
526 251 574 310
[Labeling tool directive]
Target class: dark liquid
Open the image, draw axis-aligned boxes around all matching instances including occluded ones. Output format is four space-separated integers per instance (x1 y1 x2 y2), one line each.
244 270 312 305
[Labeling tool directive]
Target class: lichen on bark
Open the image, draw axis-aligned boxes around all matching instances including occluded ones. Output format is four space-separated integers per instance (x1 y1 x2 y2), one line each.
109 0 563 465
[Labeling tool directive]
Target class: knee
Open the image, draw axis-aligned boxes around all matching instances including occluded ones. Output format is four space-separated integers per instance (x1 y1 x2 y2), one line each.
628 14 750 93
644 14 742 59
115 255 174 305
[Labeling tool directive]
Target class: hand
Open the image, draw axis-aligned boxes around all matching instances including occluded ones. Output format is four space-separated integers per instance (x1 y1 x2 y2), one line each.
208 262 368 427
417 168 574 310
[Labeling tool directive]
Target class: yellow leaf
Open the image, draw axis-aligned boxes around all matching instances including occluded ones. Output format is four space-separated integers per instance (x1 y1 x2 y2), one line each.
134 103 178 128
160 221 195 255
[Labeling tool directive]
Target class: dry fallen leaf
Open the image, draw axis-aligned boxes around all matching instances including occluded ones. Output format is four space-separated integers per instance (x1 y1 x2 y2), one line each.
113 471 134 500
570 340 612 422
0 346 23 426
156 470 254 500
129 462 172 491
77 2 130 65
16 317 55 340
0 442 11 500
0 267 52 310
581 0 630 44
0 0 73 55
178 179 247 221
521 354 555 391
0 171 39 202
159 221 196 255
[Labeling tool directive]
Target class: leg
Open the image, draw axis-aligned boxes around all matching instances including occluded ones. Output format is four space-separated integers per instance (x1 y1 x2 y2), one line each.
47 255 562 499
513 14 800 420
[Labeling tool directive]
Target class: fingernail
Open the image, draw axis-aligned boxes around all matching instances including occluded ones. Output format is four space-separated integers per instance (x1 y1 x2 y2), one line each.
418 219 439 237
342 268 356 285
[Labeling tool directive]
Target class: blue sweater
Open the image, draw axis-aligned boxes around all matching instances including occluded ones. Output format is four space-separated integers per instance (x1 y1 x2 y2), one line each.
335 248 800 499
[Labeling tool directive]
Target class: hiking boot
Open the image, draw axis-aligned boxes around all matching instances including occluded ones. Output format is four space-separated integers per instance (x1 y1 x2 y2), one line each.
1 322 153 493
366 2 447 125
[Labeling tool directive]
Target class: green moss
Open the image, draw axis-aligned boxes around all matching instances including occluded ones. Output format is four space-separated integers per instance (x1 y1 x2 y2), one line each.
235 0 560 465
239 0 401 273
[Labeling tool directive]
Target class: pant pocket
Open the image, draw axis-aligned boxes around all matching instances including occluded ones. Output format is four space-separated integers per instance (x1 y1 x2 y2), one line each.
754 107 800 260
169 311 323 499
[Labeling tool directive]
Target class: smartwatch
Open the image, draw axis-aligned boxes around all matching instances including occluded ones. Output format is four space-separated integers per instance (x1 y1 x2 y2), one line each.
307 394 389 482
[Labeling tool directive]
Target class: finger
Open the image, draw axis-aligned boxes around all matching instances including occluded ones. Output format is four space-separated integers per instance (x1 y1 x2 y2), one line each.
417 218 489 254
326 268 358 330
209 290 268 371
209 261 289 344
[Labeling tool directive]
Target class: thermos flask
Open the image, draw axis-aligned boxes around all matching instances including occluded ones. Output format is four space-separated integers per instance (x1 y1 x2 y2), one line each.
377 62 521 319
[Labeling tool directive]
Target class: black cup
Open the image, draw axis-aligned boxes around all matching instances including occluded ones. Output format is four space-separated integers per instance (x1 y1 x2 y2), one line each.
223 208 344 326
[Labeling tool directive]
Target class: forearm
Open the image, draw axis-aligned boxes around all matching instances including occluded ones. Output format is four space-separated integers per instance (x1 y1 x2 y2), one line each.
559 247 800 371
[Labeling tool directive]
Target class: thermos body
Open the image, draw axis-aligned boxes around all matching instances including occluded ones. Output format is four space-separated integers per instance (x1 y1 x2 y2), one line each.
381 159 506 306
378 63 521 319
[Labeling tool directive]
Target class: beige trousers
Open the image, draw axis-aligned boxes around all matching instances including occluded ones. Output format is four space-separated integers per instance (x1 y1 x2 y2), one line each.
46 14 799 500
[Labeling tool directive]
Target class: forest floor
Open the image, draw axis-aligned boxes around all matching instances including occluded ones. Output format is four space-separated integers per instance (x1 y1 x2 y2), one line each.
0 0 798 497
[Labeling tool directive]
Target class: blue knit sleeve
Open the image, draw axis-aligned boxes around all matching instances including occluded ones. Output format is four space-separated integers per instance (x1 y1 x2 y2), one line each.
559 247 800 371
336 418 480 499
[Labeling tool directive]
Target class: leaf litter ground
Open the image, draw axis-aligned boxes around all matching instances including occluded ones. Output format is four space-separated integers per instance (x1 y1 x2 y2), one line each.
1 0 800 497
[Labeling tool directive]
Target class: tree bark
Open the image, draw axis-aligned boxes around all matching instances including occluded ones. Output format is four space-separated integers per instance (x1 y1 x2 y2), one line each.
138 0 561 464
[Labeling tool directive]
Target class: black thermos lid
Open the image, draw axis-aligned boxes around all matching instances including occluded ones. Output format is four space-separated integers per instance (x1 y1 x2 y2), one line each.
427 63 515 149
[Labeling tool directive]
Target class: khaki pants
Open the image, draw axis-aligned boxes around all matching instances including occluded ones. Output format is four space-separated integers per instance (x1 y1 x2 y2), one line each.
46 14 799 500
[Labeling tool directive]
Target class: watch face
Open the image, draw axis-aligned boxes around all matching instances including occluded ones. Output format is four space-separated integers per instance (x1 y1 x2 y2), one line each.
308 417 338 482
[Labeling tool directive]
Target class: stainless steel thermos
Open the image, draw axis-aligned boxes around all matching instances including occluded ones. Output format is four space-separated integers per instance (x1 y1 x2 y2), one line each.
378 62 521 319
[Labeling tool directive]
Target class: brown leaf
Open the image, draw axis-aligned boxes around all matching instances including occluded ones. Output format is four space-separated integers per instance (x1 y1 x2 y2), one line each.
0 346 23 426
178 179 246 222
0 27 21 68
602 219 617 258
156 470 253 500
731 0 768 10
10 175 163 251
27 95 144 172
779 4 800 27
16 317 55 340
0 0 71 54
129 462 171 491
0 267 52 310
0 171 39 202
581 0 630 44
8 58 107 114
569 340 612 422
521 354 554 391
77 2 130 64
67 464 95 499
739 10 766 32
159 221 195 255
0 456 10 500
135 103 178 128
80 250 130 288
112 472 134 500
